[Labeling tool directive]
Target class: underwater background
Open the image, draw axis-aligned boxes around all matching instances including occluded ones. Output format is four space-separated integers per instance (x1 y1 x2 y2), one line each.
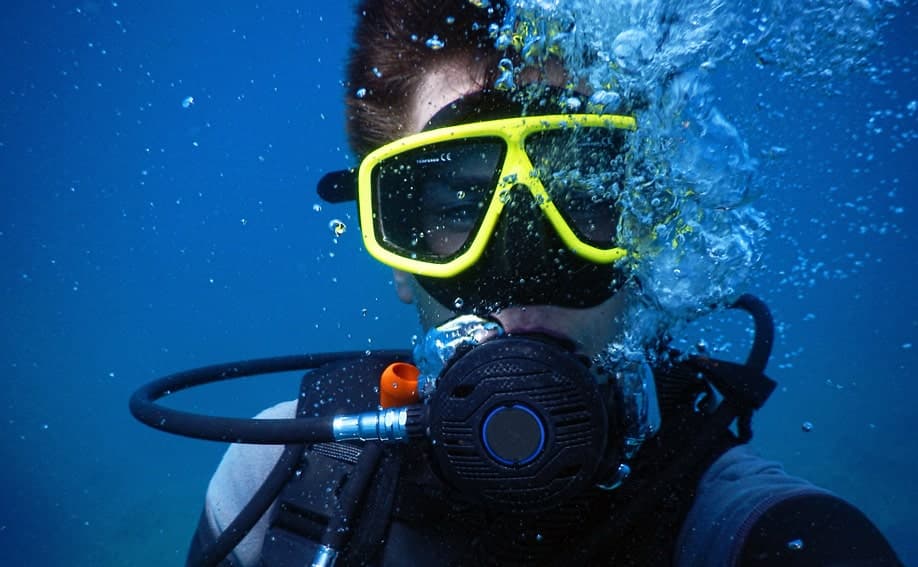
1 1 915 565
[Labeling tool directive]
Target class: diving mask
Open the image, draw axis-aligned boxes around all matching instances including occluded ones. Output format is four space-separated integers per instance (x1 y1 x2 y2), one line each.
318 89 639 313
357 113 636 277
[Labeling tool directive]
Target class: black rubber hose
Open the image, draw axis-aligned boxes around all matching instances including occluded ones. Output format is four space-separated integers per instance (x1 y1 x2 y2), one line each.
731 294 774 373
129 351 410 444
190 443 304 567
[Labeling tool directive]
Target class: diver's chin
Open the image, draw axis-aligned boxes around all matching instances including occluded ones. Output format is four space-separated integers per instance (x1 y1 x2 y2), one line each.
486 304 589 353
425 294 624 358
486 296 629 359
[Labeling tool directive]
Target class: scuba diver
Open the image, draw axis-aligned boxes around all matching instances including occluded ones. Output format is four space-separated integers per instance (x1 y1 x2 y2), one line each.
130 1 902 565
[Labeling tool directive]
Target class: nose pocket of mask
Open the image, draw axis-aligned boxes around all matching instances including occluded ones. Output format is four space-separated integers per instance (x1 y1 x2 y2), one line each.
483 187 565 273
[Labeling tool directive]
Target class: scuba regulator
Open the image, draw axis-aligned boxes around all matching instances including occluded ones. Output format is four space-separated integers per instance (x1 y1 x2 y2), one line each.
131 294 775 567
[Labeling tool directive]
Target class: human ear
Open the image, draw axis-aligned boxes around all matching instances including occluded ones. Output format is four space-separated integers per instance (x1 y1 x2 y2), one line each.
392 269 415 304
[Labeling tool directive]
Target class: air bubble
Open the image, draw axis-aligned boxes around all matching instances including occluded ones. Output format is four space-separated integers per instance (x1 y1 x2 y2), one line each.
564 96 582 110
588 90 621 113
425 35 445 50
329 219 346 237
495 58 515 91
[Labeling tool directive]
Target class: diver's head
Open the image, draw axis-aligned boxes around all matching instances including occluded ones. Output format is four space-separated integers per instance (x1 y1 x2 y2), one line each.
337 0 641 357
382 91 636 356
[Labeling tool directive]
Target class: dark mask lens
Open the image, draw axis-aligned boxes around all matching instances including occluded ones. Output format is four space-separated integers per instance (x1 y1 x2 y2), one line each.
525 127 628 247
372 139 505 261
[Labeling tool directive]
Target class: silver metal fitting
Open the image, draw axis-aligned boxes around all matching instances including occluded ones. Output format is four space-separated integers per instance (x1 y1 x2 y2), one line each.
332 407 408 442
310 544 338 567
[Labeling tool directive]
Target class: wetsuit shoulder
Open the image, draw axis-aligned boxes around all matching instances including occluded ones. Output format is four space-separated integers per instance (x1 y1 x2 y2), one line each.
674 446 901 566
738 492 902 566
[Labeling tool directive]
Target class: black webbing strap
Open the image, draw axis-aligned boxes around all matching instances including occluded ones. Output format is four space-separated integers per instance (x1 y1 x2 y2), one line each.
262 443 364 558
687 356 776 442
260 355 403 566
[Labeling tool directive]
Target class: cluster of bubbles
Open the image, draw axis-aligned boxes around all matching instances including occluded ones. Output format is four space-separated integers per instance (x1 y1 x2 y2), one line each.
740 0 891 83
486 0 895 354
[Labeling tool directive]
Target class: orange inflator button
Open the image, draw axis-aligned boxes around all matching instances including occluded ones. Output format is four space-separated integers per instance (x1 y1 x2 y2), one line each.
379 362 420 408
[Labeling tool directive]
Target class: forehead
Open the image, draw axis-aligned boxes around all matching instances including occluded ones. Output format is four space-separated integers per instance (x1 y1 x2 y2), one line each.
410 60 577 134
411 68 482 133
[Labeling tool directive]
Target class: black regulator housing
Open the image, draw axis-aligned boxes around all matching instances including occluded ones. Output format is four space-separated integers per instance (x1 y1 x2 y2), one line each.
425 336 623 512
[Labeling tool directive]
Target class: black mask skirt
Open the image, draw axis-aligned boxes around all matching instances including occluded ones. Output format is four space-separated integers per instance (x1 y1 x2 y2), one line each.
415 88 627 316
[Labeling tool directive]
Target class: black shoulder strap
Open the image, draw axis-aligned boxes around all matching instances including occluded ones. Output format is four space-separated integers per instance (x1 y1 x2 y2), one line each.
571 297 780 564
569 354 775 565
260 354 403 567
686 355 776 442
261 442 402 566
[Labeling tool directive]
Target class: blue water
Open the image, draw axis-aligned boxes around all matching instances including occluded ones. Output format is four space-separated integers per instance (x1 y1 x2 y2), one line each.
1 2 914 565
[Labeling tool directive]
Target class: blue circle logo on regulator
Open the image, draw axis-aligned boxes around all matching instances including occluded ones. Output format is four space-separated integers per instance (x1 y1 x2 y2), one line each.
481 403 546 466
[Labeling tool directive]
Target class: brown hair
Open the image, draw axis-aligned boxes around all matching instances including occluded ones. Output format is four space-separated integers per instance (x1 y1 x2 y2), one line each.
345 0 509 157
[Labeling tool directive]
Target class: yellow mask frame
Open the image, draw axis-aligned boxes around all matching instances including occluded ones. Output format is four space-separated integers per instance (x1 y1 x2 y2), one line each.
357 113 637 278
